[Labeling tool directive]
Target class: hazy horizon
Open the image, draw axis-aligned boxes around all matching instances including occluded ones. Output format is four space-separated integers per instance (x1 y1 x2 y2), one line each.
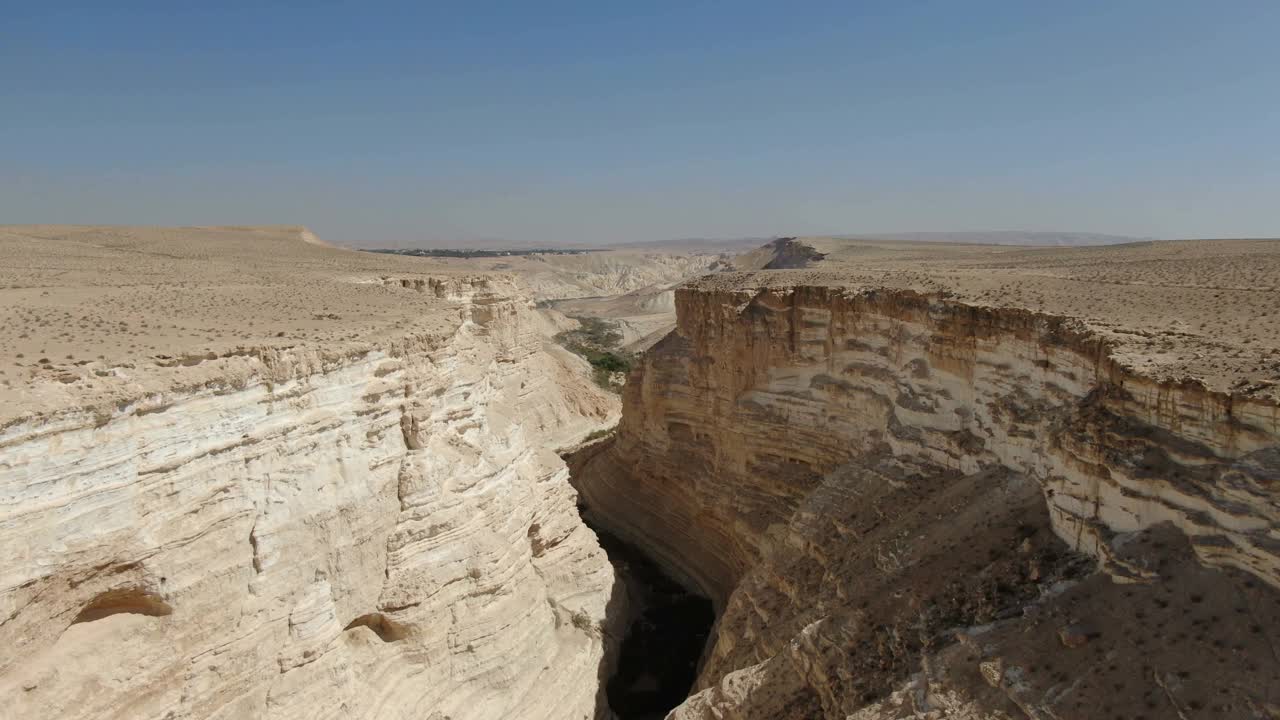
342 229 1164 250
4 1 1278 245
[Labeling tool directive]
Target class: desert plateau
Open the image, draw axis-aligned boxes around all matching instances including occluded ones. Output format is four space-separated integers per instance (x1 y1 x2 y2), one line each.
1 226 1277 719
5 4 1280 718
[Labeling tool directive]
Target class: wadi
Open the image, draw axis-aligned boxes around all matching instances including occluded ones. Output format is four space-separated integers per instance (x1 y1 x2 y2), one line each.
1 225 1277 719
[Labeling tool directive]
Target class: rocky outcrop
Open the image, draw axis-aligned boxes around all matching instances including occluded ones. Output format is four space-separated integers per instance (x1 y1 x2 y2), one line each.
733 238 827 271
575 283 1280 718
0 277 622 720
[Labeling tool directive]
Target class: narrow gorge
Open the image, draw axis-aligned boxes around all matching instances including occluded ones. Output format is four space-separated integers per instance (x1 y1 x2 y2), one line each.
7 6 1280 718
3 228 1279 719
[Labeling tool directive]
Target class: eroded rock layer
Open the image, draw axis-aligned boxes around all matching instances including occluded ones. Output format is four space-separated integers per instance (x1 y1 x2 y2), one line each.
576 283 1280 718
1 277 621 720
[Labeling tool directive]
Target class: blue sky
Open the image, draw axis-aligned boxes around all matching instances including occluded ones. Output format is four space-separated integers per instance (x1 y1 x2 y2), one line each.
2 0 1277 245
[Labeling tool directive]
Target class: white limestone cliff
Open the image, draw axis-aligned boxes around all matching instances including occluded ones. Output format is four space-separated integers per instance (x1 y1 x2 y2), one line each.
0 276 621 720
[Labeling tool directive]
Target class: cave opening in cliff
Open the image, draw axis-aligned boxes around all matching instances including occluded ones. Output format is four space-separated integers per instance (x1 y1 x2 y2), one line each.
582 509 715 720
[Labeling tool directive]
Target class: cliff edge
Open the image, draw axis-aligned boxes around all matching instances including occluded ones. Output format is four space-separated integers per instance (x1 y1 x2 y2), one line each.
575 239 1280 719
0 226 623 719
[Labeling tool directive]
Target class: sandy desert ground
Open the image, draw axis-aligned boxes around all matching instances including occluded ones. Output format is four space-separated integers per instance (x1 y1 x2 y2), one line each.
5 227 1277 422
702 236 1280 398
0 225 716 423
4 227 1276 413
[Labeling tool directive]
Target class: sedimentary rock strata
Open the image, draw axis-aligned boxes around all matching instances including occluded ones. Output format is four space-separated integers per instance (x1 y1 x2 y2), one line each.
6 228 1280 719
0 229 623 720
574 276 1280 718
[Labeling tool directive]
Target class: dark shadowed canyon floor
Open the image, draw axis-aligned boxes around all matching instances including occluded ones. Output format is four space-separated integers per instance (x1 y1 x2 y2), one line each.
581 508 715 719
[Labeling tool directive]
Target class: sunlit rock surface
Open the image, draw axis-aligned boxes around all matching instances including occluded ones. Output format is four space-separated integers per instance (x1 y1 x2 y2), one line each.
0 234 622 720
577 278 1280 719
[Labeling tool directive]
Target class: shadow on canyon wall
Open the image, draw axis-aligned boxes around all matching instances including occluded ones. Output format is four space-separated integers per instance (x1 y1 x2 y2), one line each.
587 511 714 719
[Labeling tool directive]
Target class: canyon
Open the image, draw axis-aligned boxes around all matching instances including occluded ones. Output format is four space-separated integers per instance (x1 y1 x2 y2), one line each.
574 239 1280 718
2 227 1279 719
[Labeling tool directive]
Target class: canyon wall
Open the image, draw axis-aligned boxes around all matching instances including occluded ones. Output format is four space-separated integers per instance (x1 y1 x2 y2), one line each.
576 283 1280 718
0 277 621 720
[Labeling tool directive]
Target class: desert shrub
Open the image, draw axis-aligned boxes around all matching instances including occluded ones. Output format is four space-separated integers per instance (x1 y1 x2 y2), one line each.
583 426 616 442
554 316 634 391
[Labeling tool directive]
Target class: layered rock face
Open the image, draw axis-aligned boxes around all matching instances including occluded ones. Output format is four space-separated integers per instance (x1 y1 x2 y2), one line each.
576 283 1280 718
1 277 621 720
731 237 827 270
